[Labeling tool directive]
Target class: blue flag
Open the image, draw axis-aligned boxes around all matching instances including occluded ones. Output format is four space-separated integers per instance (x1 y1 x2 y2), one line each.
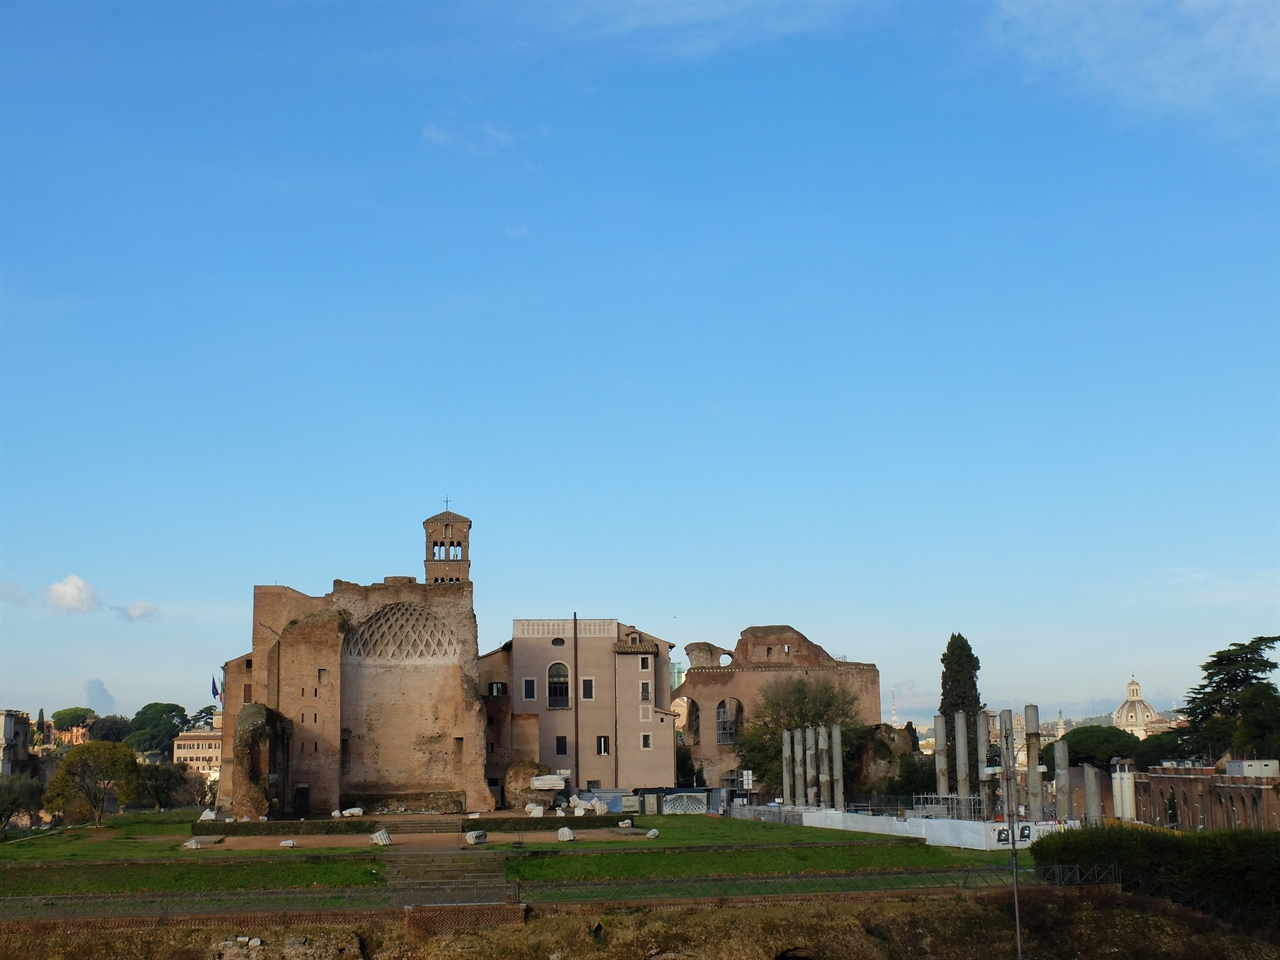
212 676 221 701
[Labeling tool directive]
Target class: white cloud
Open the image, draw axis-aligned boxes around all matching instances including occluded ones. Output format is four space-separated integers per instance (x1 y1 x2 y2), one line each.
0 582 29 605
992 1 1280 114
44 574 97 613
537 0 854 61
480 123 515 147
423 125 457 144
113 601 159 621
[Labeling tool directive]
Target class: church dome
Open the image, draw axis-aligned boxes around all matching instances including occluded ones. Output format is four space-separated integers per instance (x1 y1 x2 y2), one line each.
342 602 460 660
1113 678 1159 735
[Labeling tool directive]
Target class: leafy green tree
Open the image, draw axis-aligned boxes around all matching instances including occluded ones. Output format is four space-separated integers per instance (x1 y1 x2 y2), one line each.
43 741 139 826
124 703 189 759
886 752 934 796
188 705 218 729
1182 636 1279 760
735 675 863 797
1132 731 1193 772
675 744 706 787
87 715 132 742
938 633 983 790
51 707 95 731
903 721 920 752
135 762 190 812
0 774 44 826
1043 725 1141 773
1235 683 1280 761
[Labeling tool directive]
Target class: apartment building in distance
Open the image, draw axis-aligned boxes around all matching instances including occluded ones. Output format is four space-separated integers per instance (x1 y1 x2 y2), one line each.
478 618 677 798
173 711 223 779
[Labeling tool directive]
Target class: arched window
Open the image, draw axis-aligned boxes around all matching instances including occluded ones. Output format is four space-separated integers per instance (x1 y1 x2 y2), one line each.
717 700 739 745
548 663 570 709
687 699 701 746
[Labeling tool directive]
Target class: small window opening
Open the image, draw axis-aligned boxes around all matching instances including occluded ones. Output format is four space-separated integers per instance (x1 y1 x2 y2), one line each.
581 678 594 700
640 656 650 670
245 658 252 669
552 637 565 647
555 735 568 756
597 735 610 756
641 734 652 749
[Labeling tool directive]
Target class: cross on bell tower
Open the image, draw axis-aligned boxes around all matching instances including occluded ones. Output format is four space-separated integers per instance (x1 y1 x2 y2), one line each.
423 508 472 585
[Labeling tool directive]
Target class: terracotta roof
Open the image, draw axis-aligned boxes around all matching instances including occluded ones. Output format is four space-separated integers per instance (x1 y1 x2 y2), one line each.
424 510 471 524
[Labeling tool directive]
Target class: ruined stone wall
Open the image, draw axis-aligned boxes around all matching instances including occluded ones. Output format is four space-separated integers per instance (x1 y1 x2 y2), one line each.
335 578 493 813
673 625 880 789
276 611 345 815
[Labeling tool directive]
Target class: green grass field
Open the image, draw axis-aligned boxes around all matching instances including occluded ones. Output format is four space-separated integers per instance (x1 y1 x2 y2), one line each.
0 810 369 863
0 859 384 896
491 814 914 850
506 841 1007 881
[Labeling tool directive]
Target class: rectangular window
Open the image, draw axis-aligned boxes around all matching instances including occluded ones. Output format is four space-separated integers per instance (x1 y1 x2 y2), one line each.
488 682 508 697
243 684 253 704
640 681 651 702
587 780 601 791
486 742 495 754
555 735 568 756
641 734 652 750
523 678 536 700
640 656 650 670
318 668 328 684
581 678 594 700
596 735 610 756
245 658 252 669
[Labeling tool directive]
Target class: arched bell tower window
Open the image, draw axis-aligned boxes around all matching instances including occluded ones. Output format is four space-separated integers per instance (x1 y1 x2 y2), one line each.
548 662 570 709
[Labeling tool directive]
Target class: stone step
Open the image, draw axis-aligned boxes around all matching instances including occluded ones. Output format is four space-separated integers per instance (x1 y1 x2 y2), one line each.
376 818 465 834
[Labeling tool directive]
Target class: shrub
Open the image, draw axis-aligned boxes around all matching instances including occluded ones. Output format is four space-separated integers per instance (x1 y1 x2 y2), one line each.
1030 825 1280 928
192 818 372 836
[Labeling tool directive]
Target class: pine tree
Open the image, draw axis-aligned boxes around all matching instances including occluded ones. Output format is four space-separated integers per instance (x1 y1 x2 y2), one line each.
938 633 983 793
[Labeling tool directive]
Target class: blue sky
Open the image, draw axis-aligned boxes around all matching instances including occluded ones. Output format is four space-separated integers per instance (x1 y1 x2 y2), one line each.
1 1 1277 729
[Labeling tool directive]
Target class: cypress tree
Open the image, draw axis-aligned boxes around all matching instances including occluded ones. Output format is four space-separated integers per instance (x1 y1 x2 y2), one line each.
938 633 983 793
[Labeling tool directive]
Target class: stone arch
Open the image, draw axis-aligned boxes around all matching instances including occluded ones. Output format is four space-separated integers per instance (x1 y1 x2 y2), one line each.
684 698 700 746
716 698 742 745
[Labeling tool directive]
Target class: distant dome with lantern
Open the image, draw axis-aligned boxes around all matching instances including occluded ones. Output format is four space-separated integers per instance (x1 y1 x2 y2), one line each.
1113 678 1160 740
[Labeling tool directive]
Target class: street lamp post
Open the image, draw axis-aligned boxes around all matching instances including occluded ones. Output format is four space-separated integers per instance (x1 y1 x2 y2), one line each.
987 708 1024 960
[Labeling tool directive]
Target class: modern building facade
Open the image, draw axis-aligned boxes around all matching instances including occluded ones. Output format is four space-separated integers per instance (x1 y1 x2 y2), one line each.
478 619 678 797
173 711 223 780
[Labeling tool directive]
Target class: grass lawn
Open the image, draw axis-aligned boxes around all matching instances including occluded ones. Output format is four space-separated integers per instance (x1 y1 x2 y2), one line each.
0 858 384 896
506 840 1007 881
0 811 365 863
492 814 913 851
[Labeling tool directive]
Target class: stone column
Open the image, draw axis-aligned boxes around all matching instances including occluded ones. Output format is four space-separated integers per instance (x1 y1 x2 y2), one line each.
933 713 949 796
1054 740 1070 820
999 709 1015 817
781 730 793 806
818 726 832 808
832 723 844 812
954 710 970 806
804 727 818 807
1025 705 1043 822
1083 764 1103 826
793 730 806 808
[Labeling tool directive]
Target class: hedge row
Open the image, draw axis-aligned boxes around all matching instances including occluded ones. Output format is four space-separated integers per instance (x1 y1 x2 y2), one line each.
1030 825 1280 928
190 819 373 837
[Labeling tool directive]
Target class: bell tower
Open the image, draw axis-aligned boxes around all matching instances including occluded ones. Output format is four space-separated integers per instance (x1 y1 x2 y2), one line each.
424 509 471 584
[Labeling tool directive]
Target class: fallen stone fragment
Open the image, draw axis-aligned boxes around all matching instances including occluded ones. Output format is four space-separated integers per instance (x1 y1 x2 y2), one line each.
646 829 660 839
557 827 575 841
370 828 392 845
465 830 487 845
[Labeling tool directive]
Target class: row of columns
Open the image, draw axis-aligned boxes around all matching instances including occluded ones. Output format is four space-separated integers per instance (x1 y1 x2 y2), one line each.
781 725 843 809
935 704 1088 822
